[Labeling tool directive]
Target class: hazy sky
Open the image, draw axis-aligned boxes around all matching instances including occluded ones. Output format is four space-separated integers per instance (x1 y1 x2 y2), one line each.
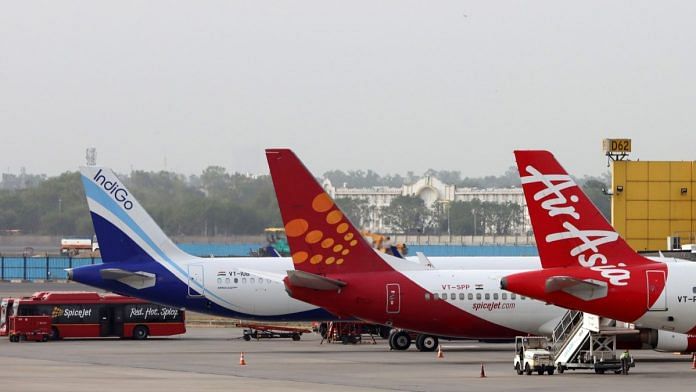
1 1 695 178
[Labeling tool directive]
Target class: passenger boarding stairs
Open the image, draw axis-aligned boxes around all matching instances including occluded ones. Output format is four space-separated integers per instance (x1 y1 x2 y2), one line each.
551 310 637 368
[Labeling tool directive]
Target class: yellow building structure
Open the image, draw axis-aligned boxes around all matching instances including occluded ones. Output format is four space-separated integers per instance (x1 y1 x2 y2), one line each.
612 160 696 251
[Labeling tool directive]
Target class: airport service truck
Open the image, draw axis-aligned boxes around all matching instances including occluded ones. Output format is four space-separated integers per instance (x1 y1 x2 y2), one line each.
514 336 555 375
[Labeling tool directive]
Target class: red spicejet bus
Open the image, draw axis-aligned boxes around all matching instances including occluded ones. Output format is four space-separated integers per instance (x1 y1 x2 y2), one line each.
0 292 185 340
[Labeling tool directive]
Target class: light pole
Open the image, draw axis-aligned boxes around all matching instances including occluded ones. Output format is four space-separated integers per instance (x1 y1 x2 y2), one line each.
472 208 477 238
447 202 451 238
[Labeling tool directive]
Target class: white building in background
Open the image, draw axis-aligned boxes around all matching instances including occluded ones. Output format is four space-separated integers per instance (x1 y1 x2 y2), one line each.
322 176 530 234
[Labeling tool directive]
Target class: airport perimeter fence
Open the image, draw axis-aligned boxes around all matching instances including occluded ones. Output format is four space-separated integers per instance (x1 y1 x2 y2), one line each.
0 244 542 281
0 256 102 281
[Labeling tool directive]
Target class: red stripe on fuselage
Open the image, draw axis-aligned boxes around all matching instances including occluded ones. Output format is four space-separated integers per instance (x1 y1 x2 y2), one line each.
286 271 524 338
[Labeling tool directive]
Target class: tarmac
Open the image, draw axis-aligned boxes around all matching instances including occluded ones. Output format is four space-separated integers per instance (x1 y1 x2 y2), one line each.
2 283 696 391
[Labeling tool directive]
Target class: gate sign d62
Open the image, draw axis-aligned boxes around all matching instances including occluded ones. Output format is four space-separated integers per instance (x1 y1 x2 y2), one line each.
602 138 631 153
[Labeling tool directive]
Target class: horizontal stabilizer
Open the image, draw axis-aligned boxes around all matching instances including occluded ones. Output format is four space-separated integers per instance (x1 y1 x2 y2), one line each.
286 270 346 291
100 268 156 290
545 276 608 301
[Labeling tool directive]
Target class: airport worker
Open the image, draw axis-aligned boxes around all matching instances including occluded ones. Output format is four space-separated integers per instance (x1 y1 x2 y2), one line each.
620 349 631 375
382 236 392 250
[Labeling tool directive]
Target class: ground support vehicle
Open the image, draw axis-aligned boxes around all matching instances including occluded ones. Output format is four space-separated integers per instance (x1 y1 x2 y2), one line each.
239 323 311 341
514 336 555 375
556 349 634 375
551 311 637 375
320 321 378 344
0 298 15 336
8 316 51 342
5 292 185 340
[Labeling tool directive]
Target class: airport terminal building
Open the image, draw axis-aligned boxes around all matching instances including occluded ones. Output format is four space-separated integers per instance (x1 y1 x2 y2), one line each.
321 176 529 234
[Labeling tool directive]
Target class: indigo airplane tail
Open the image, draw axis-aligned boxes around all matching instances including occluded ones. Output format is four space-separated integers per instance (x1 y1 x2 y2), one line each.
77 166 197 291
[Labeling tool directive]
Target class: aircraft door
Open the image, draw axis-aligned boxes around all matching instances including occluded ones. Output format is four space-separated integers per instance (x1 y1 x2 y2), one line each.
188 264 205 297
646 270 667 311
386 284 400 314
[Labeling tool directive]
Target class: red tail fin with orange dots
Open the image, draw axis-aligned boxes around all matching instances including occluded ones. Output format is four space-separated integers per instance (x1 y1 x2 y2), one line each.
266 149 394 275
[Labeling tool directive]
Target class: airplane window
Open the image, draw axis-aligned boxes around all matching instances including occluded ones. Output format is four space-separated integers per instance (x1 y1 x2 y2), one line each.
511 293 516 300
502 293 507 300
521 296 525 300
450 293 456 300
693 287 696 294
493 293 499 300
217 278 222 284
225 278 230 284
476 293 481 300
459 293 465 300
425 293 430 301
484 293 490 300
250 278 255 284
468 293 473 300
441 293 447 300
242 278 247 284
266 279 271 284
234 278 238 283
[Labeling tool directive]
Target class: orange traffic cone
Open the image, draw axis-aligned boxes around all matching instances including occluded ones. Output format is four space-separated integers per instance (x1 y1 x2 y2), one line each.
691 353 695 369
239 352 247 366
437 345 444 359
480 363 486 378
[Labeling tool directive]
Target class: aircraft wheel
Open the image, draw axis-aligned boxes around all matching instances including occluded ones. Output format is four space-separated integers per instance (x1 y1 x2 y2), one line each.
390 331 411 351
415 335 438 352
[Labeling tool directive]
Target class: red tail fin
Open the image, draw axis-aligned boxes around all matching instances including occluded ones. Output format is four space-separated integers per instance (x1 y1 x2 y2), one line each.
266 149 391 274
515 150 649 269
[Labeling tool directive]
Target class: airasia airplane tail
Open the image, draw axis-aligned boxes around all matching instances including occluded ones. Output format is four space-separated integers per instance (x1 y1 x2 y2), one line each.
501 150 669 324
514 150 651 269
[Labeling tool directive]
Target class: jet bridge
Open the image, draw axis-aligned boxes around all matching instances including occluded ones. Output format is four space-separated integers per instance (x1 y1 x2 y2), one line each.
551 310 636 374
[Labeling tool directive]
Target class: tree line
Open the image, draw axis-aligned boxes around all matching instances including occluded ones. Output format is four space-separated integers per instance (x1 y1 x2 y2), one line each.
0 167 610 237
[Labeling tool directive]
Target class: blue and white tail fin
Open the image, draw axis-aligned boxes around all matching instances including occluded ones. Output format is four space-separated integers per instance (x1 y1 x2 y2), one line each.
79 166 191 266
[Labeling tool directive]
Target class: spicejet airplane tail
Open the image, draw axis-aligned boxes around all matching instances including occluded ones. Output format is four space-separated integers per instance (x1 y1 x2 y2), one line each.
266 149 421 279
266 149 428 315
501 151 668 323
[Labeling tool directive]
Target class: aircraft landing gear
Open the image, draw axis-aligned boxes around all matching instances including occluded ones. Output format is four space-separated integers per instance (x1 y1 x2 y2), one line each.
415 334 439 352
389 330 411 350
